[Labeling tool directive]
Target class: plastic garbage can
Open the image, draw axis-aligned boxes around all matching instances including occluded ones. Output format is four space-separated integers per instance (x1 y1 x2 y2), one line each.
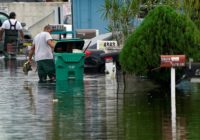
54 39 85 81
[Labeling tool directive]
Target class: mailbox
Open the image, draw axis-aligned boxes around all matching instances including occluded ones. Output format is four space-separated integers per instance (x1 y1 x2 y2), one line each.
160 55 186 68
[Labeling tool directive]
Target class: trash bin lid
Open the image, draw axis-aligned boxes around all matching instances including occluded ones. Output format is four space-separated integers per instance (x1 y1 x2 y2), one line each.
54 38 85 53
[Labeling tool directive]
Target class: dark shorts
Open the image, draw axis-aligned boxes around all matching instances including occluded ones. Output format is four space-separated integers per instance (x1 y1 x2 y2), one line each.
37 59 55 81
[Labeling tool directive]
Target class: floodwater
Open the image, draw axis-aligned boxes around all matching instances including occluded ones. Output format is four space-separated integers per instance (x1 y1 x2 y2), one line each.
0 57 200 140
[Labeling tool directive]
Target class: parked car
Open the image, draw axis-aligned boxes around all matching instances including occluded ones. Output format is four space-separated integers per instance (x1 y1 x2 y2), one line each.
83 42 105 73
82 32 121 73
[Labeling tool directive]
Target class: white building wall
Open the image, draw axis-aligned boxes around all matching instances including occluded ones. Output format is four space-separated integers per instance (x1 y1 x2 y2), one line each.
0 2 69 36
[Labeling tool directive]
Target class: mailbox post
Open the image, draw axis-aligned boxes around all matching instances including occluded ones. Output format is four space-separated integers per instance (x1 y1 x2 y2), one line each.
160 55 186 96
160 55 186 140
160 55 186 68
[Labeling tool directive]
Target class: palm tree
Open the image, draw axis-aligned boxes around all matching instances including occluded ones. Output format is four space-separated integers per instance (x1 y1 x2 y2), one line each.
100 0 181 46
100 0 141 47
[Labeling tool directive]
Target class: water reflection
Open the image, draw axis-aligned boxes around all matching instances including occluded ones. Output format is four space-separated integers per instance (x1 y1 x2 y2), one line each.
23 81 36 113
53 80 85 140
84 75 110 140
0 58 17 76
176 81 200 140
1 58 200 139
23 81 56 140
56 80 84 96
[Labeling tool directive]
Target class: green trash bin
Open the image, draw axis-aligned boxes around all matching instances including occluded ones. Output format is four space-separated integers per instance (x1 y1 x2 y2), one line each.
54 39 85 81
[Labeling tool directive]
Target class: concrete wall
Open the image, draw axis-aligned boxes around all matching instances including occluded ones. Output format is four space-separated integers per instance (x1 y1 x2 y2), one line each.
0 2 69 36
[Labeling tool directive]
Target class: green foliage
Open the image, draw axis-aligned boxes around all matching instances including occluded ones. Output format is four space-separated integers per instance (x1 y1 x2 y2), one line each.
184 0 200 29
100 0 180 47
120 5 200 83
143 0 180 9
100 0 141 46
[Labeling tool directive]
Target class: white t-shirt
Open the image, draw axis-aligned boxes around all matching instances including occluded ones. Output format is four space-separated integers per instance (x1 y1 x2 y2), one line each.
1 19 22 30
33 31 53 61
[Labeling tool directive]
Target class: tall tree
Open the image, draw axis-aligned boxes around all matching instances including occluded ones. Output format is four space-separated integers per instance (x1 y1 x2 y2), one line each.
119 5 200 84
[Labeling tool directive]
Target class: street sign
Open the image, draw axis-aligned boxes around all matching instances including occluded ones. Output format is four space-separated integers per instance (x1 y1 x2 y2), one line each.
97 40 118 52
160 55 186 68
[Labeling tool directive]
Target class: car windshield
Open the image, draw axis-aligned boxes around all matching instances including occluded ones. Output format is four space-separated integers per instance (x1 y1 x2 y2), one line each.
83 32 113 50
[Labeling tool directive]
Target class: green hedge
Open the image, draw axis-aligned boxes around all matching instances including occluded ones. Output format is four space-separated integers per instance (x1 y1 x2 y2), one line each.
120 5 200 84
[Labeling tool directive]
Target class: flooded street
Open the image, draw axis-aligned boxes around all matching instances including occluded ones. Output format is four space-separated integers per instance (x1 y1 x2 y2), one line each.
0 58 200 140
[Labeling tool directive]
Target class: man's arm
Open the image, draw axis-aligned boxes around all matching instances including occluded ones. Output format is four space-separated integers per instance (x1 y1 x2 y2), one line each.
19 30 24 40
28 44 35 62
0 28 4 41
47 39 55 49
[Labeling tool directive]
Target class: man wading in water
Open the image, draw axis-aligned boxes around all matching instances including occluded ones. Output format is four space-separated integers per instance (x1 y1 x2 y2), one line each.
28 25 55 83
0 12 24 58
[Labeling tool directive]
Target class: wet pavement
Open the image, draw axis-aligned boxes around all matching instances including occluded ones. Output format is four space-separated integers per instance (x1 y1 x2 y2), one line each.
1 57 200 140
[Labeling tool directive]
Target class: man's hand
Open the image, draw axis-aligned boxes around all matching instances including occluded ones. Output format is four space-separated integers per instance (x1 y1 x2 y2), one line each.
28 57 32 63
